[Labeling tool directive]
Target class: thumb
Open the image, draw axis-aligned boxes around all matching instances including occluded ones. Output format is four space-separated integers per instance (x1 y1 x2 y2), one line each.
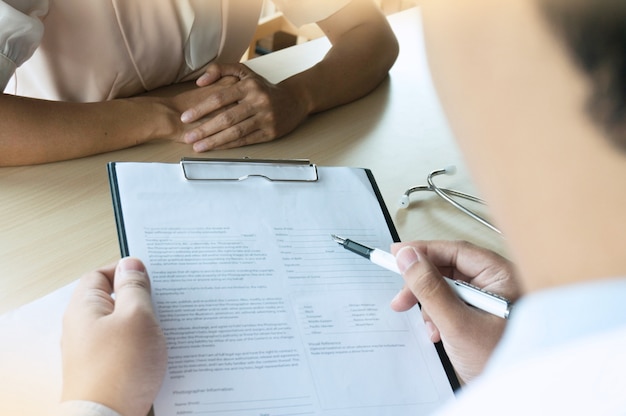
113 257 154 314
395 246 467 334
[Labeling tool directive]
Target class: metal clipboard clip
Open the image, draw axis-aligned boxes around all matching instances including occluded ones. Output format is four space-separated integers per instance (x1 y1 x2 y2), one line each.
180 158 319 182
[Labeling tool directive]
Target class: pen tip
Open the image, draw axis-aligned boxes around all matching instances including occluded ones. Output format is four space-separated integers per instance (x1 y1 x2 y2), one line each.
331 234 345 244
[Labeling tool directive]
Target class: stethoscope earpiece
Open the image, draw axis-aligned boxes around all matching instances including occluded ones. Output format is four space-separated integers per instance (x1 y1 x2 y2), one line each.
398 194 410 209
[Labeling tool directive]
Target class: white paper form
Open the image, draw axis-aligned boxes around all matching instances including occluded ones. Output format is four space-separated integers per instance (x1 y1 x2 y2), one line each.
110 162 456 416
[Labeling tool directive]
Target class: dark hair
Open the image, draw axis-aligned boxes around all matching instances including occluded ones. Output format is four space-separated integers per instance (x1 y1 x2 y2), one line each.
539 0 626 149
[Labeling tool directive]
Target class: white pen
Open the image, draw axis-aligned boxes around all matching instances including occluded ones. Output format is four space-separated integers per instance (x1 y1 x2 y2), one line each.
331 234 512 319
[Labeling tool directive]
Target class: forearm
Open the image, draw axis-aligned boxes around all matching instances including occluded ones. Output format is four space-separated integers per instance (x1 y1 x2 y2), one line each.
0 93 181 166
279 11 399 115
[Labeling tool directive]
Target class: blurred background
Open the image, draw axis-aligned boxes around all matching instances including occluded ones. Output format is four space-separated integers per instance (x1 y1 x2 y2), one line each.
246 0 419 60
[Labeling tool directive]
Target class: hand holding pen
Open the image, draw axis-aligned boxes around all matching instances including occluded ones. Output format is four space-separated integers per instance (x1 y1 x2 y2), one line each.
332 235 514 318
332 236 522 383
390 240 522 383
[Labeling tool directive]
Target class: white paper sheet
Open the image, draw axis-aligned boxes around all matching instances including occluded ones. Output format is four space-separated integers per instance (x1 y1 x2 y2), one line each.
0 281 76 415
111 162 455 415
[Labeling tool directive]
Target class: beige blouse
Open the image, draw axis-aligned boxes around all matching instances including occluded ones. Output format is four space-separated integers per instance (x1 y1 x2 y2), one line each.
0 0 350 101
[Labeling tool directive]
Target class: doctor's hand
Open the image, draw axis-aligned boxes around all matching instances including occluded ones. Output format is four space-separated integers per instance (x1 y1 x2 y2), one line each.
390 241 522 383
179 63 308 152
61 258 167 416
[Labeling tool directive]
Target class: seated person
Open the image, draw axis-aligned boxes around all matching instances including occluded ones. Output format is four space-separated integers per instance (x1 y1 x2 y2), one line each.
57 0 626 414
392 0 626 412
0 0 398 166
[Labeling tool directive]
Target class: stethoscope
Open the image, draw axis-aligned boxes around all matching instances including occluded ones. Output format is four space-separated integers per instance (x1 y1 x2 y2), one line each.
398 166 502 234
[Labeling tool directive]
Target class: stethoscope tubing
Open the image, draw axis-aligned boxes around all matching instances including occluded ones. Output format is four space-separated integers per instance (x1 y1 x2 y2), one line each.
401 168 502 234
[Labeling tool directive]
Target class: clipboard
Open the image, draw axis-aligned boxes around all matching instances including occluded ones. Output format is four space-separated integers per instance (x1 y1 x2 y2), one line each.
108 158 398 257
107 158 459 415
180 158 319 182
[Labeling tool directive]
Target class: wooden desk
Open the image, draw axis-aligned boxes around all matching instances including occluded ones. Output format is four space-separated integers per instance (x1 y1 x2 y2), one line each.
0 8 504 316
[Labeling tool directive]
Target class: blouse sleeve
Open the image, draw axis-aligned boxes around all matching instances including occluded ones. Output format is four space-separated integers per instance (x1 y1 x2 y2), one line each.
54 401 122 416
270 0 351 28
0 0 48 90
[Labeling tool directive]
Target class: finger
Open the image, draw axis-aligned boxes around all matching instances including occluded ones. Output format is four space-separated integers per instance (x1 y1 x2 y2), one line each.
194 130 268 152
393 240 505 283
195 63 223 86
420 309 442 343
391 293 442 343
181 84 245 124
112 257 155 316
196 63 252 87
409 240 518 299
184 102 254 144
395 246 469 334
65 263 117 320
190 116 264 151
390 282 442 342
211 129 273 150
390 285 418 311
389 250 443 343
392 241 466 274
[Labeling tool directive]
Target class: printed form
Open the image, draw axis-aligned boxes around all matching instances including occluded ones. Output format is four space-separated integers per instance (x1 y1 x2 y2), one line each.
109 162 456 416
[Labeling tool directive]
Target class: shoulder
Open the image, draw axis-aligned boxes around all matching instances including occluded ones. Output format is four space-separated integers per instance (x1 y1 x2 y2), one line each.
436 326 626 415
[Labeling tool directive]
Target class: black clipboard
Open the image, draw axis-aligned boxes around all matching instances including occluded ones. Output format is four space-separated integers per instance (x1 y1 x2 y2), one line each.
107 158 460 413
